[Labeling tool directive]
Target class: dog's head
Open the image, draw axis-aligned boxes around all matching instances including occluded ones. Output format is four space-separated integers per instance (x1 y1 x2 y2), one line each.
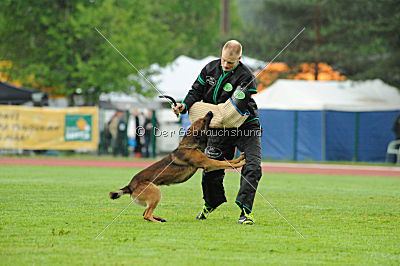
179 111 213 150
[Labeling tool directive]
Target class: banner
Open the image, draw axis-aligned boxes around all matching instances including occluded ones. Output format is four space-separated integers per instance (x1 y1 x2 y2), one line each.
0 105 99 150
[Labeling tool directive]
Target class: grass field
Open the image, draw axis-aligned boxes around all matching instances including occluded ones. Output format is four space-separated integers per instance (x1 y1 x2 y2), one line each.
1 165 399 265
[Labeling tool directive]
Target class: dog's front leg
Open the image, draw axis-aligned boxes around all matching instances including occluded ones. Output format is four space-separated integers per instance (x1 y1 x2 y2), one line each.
185 151 246 172
203 158 246 172
228 152 245 164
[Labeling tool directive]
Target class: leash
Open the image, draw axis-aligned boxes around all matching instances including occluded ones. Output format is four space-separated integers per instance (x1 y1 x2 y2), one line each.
158 95 179 118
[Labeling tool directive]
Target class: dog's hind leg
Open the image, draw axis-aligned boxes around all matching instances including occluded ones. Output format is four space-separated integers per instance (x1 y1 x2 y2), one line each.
109 185 132 199
133 182 166 223
141 208 167 222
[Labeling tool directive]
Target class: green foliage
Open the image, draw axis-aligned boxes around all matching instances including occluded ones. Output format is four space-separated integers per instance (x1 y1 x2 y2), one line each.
152 0 221 58
1 164 399 264
0 0 246 103
152 0 243 59
237 0 400 87
0 0 178 102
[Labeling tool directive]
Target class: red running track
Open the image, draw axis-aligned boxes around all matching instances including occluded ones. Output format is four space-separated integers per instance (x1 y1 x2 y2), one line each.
1 157 399 177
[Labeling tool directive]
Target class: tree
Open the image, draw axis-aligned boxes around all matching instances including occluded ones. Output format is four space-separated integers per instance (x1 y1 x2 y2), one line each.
152 0 243 59
0 0 246 104
236 0 400 87
0 0 178 104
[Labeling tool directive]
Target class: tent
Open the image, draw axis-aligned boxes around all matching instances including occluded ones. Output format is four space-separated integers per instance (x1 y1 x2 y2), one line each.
0 81 48 105
252 79 400 162
98 91 161 110
99 55 265 106
150 55 265 100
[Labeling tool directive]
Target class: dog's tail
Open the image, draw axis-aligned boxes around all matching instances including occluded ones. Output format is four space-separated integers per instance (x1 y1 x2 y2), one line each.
109 185 132 200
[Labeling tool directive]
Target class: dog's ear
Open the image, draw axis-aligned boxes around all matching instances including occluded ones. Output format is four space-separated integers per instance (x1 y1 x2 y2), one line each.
179 117 208 149
191 117 208 131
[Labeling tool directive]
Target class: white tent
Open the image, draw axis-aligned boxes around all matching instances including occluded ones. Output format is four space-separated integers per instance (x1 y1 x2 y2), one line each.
100 55 266 106
253 79 400 162
151 55 266 100
99 92 161 110
253 79 400 111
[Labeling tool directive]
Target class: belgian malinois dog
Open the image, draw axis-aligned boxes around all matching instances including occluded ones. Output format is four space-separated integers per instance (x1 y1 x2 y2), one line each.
109 111 246 222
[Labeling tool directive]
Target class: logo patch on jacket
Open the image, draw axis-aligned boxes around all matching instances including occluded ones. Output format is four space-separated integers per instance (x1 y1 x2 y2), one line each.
233 91 246 100
223 83 233 92
206 76 216 86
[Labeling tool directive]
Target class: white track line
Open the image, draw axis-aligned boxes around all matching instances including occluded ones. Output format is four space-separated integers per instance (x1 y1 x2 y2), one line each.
261 162 400 172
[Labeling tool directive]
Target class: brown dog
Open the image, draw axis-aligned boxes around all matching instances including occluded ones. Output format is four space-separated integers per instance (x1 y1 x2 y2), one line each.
109 111 246 222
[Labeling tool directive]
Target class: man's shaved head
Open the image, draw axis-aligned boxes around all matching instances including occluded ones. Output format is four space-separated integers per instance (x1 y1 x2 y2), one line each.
221 40 242 72
222 40 242 57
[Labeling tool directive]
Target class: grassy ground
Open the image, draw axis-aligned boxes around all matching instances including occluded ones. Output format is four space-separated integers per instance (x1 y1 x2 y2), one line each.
2 153 398 166
0 165 399 265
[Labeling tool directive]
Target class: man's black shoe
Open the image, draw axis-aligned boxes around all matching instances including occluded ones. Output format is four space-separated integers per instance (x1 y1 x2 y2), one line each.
196 206 215 220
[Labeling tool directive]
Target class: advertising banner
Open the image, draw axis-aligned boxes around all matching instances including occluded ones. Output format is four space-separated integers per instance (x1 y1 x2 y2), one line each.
0 105 99 150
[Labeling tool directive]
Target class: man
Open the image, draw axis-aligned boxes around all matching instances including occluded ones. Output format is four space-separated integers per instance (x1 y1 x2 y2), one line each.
173 40 262 225
109 110 127 157
143 109 157 158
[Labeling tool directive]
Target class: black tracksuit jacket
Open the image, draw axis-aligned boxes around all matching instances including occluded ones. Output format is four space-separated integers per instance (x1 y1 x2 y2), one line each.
182 59 260 128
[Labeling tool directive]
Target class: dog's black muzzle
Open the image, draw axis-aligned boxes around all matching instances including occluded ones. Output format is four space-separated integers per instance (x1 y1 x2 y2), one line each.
202 111 213 131
206 111 213 119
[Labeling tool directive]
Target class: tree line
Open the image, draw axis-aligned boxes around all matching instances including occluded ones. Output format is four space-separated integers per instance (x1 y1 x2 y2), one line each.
0 0 240 103
237 0 399 88
0 0 398 105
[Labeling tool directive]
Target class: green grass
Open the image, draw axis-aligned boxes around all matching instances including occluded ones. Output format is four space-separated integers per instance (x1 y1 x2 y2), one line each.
3 153 398 166
1 165 399 265
0 153 158 162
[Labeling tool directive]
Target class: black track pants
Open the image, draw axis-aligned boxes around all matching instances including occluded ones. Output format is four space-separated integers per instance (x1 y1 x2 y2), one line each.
201 127 262 212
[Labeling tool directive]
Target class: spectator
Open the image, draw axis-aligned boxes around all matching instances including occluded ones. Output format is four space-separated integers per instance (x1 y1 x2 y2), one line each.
128 109 143 158
109 110 127 157
143 109 157 158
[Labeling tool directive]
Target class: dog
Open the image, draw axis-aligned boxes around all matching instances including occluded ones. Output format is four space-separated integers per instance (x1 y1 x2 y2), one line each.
109 111 246 222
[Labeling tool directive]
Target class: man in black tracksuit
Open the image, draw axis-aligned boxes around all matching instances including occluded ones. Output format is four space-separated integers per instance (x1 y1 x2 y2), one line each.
173 40 262 224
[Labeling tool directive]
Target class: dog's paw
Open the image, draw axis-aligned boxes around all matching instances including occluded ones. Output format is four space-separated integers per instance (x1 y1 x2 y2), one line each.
230 152 245 163
153 216 167 223
109 191 121 199
231 159 246 168
233 159 246 168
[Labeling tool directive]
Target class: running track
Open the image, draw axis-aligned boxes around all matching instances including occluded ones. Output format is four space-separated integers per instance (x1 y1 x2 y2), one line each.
1 157 399 177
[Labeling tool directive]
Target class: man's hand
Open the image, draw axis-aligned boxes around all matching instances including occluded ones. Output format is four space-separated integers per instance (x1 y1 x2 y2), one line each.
172 103 185 115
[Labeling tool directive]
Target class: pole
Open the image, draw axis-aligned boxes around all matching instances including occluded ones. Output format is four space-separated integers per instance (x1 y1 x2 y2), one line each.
151 110 157 158
293 111 298 161
354 112 360 161
221 0 230 37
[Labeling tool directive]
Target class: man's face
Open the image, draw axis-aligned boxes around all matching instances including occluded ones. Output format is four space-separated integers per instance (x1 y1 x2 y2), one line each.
221 50 241 72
